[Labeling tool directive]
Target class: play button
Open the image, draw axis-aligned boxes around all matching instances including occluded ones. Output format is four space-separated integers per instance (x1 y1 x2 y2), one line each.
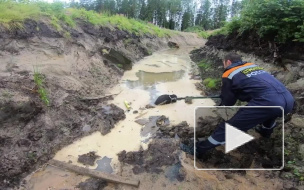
225 123 254 153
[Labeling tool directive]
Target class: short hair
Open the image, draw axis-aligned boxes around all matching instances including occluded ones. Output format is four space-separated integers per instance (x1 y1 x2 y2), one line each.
224 53 242 63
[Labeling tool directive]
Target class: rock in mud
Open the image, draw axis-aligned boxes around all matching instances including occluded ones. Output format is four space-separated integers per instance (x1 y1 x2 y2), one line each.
118 139 179 174
145 104 155 109
184 97 193 104
141 116 170 139
158 121 193 142
77 178 107 190
168 41 180 49
103 49 132 70
135 118 149 126
298 144 304 158
165 162 186 182
78 151 101 166
100 104 126 135
289 115 304 128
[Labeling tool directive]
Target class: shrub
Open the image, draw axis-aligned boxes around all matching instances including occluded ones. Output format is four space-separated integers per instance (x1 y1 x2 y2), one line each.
203 78 221 90
224 0 304 43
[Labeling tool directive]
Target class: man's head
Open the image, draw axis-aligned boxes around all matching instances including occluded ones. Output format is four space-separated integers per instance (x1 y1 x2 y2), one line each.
223 53 242 68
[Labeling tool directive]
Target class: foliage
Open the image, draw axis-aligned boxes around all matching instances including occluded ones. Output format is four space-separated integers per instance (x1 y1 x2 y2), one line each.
224 0 304 43
33 69 50 106
209 27 229 36
0 1 173 37
0 0 239 33
203 78 221 90
198 31 210 39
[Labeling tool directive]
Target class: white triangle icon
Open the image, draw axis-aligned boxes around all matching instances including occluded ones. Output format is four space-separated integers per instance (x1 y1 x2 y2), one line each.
225 123 254 153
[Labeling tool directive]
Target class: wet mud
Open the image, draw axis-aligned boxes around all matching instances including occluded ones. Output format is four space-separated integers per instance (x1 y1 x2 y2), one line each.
78 152 101 166
118 138 180 175
0 75 126 189
77 178 108 190
0 15 206 189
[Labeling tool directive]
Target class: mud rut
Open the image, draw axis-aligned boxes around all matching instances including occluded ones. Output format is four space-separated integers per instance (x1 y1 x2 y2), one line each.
21 47 286 190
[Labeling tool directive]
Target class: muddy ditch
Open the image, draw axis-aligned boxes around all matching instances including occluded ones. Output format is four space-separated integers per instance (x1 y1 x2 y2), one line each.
0 17 206 189
118 111 283 172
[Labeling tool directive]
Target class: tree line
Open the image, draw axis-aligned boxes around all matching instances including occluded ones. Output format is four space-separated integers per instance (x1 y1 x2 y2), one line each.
70 0 243 31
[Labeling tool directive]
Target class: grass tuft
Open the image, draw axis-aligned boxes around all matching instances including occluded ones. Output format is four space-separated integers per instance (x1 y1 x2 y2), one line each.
33 68 50 106
203 78 221 90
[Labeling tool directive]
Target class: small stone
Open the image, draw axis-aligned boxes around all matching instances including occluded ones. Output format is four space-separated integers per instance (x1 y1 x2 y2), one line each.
135 118 149 126
290 115 304 128
185 97 193 104
145 104 155 109
78 152 101 166
169 132 175 137
82 124 91 132
225 174 234 179
133 110 138 114
298 144 304 158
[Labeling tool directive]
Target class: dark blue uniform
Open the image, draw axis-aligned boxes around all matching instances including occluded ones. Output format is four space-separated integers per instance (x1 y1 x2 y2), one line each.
196 61 295 156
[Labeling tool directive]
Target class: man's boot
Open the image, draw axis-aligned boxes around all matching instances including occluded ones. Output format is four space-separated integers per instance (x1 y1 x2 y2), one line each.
255 123 276 138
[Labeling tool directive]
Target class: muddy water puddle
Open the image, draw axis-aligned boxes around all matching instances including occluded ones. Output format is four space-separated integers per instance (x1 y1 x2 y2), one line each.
22 47 216 189
125 70 185 89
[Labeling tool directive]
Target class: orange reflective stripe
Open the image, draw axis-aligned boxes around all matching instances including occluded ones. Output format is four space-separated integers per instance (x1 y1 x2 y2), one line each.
222 63 254 78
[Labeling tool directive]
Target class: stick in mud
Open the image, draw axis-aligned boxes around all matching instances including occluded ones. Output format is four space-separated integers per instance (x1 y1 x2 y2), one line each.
48 159 140 187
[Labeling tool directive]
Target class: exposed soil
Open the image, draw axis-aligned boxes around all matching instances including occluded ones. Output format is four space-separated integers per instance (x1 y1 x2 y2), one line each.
118 138 180 175
0 17 204 189
206 31 304 62
77 178 108 190
0 74 126 188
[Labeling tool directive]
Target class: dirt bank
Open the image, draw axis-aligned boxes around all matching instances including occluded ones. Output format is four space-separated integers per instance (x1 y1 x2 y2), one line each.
0 18 205 189
190 33 304 189
205 31 304 62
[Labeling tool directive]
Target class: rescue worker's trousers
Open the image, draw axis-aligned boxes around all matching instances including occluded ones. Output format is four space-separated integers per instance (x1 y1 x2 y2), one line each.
196 92 294 157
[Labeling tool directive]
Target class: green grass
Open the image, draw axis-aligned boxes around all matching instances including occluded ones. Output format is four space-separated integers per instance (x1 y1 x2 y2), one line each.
0 1 172 37
0 1 41 23
198 59 211 70
203 78 221 90
68 8 172 37
33 69 50 106
184 26 210 39
209 27 229 36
